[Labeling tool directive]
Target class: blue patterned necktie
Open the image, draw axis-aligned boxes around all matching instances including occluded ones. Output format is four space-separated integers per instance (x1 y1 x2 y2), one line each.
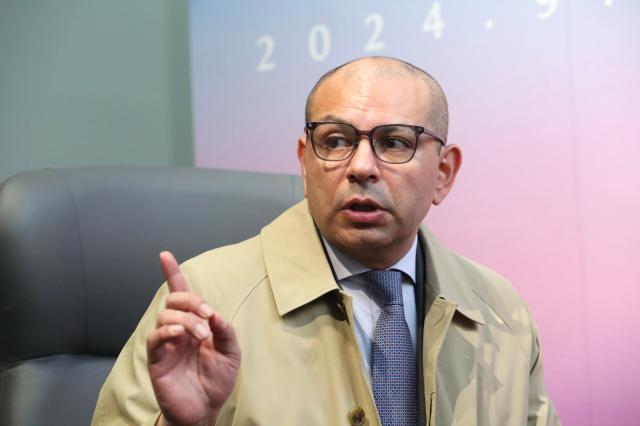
364 269 418 426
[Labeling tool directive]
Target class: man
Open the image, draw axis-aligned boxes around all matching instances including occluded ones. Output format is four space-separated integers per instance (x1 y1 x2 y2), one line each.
93 57 560 425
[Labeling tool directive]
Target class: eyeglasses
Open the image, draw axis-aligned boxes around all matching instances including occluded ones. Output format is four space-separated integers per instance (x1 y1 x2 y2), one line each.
305 121 445 164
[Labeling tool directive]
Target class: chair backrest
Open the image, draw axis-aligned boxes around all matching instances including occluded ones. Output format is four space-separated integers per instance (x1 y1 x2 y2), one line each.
0 167 303 426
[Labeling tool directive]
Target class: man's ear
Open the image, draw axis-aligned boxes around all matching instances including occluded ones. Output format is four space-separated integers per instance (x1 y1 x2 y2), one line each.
297 133 308 197
433 144 462 206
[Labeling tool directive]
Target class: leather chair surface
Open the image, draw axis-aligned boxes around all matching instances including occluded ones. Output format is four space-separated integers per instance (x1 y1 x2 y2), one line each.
0 167 303 426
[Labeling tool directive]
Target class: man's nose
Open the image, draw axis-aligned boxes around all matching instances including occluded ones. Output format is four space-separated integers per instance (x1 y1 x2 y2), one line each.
346 137 380 184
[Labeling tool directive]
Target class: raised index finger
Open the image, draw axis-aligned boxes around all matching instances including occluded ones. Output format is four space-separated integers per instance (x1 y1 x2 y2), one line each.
159 251 190 293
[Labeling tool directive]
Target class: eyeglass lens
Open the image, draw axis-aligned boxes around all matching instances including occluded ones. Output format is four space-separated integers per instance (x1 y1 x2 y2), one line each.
312 123 417 163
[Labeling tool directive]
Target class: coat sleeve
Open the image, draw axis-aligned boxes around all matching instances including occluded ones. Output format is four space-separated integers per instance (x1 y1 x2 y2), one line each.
527 322 562 426
91 285 169 426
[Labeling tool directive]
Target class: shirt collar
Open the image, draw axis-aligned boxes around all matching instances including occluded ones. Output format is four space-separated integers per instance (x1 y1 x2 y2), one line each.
321 235 417 284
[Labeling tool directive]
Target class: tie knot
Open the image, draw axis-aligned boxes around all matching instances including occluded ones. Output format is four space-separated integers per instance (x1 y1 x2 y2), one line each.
362 269 403 306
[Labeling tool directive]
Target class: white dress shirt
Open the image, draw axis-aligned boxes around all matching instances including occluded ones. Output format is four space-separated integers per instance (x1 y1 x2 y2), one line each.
322 236 418 380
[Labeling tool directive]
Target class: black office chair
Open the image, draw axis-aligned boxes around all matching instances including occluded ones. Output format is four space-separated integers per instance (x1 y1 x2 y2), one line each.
0 167 303 426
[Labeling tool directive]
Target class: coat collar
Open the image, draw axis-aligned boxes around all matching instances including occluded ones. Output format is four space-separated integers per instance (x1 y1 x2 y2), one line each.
262 200 485 325
261 200 339 316
419 226 486 325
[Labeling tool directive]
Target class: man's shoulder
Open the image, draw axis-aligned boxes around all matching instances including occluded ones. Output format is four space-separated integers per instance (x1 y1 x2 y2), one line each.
174 200 318 320
179 235 269 319
455 253 519 298
460 254 537 335
421 226 535 334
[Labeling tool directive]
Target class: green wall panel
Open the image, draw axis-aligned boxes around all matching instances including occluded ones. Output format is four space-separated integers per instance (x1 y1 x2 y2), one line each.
0 0 193 183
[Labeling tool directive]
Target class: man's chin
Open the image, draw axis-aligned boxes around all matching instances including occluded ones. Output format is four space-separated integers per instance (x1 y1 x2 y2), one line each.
331 228 394 251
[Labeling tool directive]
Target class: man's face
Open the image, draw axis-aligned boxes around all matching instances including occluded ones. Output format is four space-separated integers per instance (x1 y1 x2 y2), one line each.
298 68 448 267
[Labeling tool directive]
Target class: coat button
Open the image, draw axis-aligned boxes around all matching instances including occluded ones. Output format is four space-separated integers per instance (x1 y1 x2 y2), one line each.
348 406 366 425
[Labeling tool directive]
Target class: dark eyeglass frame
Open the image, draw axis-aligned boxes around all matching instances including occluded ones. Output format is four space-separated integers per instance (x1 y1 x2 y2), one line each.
305 121 446 164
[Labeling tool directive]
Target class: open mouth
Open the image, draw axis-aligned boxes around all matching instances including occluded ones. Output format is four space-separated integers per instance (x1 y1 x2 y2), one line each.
344 199 385 223
349 203 377 212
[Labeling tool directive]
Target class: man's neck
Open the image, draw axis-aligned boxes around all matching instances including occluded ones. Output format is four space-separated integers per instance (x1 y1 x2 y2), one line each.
333 239 417 270
322 235 418 281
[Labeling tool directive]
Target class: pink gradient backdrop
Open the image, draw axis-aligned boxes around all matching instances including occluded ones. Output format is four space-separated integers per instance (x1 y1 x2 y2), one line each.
190 1 640 424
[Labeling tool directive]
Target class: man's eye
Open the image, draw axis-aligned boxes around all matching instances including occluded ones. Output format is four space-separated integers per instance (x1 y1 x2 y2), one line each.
380 137 410 150
324 136 352 149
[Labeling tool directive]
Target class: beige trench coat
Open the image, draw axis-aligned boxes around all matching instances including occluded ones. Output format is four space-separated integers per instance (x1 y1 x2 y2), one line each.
92 201 560 426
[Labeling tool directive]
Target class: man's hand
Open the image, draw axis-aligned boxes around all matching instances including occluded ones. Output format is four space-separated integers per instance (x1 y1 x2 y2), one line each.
147 251 241 426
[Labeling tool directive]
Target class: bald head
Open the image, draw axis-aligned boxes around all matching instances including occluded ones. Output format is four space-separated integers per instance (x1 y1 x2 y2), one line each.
305 56 449 142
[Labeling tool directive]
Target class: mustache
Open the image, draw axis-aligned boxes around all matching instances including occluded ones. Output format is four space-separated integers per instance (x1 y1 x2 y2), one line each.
334 185 392 210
